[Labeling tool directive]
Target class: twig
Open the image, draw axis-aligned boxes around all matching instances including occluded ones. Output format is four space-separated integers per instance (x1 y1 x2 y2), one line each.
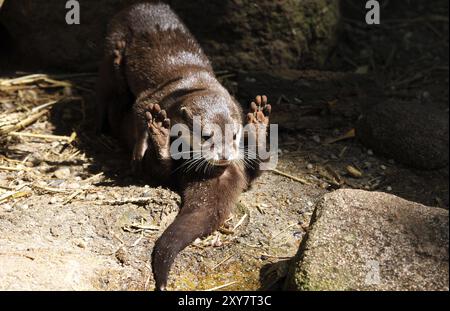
232 214 248 231
32 183 70 194
0 110 49 136
9 132 74 141
272 169 311 185
212 254 235 271
204 281 237 291
96 197 157 206
82 172 103 184
0 165 29 172
63 189 84 205
324 128 356 144
123 223 160 232
271 223 298 240
0 190 31 204
261 253 292 260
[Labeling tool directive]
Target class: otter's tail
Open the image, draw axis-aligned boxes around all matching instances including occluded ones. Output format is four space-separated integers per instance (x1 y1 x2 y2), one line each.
151 205 224 290
151 167 246 290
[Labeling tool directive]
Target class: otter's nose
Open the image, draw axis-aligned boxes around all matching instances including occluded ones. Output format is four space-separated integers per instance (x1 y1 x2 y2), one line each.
222 148 233 161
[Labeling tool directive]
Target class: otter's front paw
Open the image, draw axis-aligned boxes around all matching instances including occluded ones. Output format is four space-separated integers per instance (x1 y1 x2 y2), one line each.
246 95 271 136
145 104 171 158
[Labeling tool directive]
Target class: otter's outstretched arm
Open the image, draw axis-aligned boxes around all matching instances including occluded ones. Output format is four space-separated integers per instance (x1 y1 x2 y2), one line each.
139 103 172 184
151 165 246 291
244 95 272 184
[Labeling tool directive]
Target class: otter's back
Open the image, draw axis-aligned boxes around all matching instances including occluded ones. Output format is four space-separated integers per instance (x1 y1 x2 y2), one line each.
122 3 189 35
108 3 213 97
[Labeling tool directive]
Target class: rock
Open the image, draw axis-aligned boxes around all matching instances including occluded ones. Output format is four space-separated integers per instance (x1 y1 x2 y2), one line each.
286 189 449 291
0 0 340 72
356 100 449 169
53 167 71 179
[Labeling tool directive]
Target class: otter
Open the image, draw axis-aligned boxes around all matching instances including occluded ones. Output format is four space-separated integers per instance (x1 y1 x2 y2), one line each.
97 3 272 291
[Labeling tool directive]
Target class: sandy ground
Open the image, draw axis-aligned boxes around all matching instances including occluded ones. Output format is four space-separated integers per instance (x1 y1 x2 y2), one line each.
0 69 447 290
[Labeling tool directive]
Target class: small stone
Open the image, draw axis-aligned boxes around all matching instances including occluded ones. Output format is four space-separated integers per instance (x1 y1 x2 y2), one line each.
312 135 321 143
85 193 97 200
346 165 363 178
3 204 13 211
386 186 393 191
380 165 387 170
54 167 71 179
18 204 29 210
75 239 86 249
367 149 374 156
306 163 314 170
49 197 59 204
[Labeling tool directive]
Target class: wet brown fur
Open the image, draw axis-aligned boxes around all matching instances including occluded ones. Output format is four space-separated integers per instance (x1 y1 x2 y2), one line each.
97 3 268 290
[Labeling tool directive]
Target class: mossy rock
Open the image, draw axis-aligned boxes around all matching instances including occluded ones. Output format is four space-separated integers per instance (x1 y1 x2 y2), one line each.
0 0 340 72
285 190 449 291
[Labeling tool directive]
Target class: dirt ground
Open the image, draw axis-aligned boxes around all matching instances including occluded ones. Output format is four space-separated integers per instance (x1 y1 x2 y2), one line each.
0 1 448 290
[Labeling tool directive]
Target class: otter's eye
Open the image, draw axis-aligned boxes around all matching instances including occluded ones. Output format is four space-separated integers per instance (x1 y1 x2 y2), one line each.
233 133 237 140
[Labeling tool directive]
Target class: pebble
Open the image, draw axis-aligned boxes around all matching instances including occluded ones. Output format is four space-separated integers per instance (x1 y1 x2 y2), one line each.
380 165 387 170
27 156 42 167
142 191 151 198
85 193 97 200
3 204 13 211
367 149 374 156
75 239 86 249
54 167 71 179
346 165 363 178
18 204 29 210
386 186 393 191
306 163 314 170
49 197 59 204
312 135 321 143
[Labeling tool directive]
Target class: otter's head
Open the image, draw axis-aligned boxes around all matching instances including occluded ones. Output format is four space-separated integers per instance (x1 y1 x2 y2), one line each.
173 92 243 170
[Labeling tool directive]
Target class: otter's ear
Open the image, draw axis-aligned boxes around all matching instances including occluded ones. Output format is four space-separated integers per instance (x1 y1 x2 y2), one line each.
180 107 193 120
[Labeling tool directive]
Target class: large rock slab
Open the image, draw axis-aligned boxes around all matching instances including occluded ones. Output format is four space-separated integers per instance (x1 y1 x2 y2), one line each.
286 189 449 291
0 0 340 72
356 100 449 170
